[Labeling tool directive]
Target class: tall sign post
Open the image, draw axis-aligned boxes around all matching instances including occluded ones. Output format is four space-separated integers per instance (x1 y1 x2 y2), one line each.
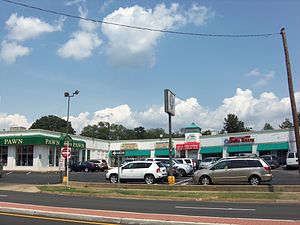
280 28 300 175
111 150 125 192
164 89 175 185
61 146 71 186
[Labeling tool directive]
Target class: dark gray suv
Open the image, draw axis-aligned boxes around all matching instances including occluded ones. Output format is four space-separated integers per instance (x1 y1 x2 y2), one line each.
193 157 272 185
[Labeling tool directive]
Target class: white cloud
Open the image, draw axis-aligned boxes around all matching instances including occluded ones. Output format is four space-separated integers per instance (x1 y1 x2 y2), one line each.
57 31 102 59
2 89 298 134
102 3 212 66
57 6 102 60
67 88 300 133
0 113 30 131
0 41 31 64
5 13 64 42
246 68 275 87
100 0 114 13
186 3 214 26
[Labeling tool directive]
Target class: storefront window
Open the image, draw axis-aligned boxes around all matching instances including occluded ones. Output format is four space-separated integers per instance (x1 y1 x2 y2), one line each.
49 146 60 167
55 147 60 167
0 146 8 166
49 147 54 166
16 145 33 166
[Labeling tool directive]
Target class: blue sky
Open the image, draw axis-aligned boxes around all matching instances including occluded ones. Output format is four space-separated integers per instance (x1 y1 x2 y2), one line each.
0 0 299 134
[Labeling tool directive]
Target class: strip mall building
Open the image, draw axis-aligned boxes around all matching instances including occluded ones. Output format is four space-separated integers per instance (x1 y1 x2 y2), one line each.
0 123 298 171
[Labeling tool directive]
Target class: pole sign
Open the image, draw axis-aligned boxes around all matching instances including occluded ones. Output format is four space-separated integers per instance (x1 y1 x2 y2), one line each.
61 147 71 159
111 150 125 156
164 89 175 116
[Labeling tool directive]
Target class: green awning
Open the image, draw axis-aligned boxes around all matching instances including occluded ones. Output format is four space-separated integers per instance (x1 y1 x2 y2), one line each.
0 135 85 150
125 150 150 157
227 144 253 153
257 142 289 151
201 146 223 154
155 149 175 156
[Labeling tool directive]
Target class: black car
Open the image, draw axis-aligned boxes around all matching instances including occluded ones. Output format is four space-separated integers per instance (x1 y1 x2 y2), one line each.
260 155 279 169
69 161 99 172
88 159 108 171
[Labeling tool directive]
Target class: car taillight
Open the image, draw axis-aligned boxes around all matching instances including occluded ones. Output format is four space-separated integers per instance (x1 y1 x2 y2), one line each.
264 166 271 171
156 168 161 173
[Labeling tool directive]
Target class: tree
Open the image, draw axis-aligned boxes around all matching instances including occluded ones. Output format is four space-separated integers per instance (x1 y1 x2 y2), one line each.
30 115 76 134
223 113 251 133
279 118 293 129
202 130 212 135
263 123 274 130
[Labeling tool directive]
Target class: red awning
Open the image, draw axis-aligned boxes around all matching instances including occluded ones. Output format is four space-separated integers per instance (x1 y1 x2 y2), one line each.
176 142 200 151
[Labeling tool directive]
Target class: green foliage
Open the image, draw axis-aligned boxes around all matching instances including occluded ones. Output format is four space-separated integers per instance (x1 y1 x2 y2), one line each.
279 118 293 129
80 122 167 140
263 123 274 130
30 115 75 134
223 113 251 133
202 130 212 135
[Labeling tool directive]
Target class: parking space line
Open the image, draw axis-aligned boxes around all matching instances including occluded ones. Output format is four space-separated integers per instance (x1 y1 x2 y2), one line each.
26 172 31 175
6 172 13 175
175 177 192 185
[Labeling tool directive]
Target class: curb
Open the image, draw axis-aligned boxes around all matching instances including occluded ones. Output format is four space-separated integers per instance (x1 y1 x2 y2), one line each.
0 207 228 225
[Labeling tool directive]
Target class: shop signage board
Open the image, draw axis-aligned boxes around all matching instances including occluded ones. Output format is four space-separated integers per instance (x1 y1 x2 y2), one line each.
111 150 125 156
224 136 255 145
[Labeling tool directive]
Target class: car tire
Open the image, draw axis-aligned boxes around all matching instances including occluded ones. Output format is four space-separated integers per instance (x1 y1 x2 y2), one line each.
109 174 118 183
178 169 186 177
199 176 211 185
84 168 89 172
249 175 261 185
144 174 155 184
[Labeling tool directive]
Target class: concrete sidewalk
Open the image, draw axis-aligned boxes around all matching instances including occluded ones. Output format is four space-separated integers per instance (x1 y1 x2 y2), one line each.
1 201 300 225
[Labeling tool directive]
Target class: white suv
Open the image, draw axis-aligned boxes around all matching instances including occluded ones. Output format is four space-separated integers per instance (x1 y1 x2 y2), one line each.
106 161 167 184
145 158 193 177
286 152 299 169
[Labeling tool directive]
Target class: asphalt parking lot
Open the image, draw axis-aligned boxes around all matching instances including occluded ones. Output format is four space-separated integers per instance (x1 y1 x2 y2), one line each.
1 166 299 185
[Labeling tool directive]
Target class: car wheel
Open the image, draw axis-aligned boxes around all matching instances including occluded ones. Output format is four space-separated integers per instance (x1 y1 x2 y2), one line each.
109 174 118 183
199 176 211 185
84 168 89 172
178 169 186 177
249 175 261 185
144 174 155 184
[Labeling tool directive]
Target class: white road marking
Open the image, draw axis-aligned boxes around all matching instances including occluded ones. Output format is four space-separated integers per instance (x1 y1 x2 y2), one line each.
26 172 31 175
175 178 192 185
175 206 256 211
0 195 8 197
6 171 13 175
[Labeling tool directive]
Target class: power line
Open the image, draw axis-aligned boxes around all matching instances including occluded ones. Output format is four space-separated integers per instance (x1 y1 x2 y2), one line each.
2 0 280 38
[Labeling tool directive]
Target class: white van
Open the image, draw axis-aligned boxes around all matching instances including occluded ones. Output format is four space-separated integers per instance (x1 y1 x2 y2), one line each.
286 152 299 169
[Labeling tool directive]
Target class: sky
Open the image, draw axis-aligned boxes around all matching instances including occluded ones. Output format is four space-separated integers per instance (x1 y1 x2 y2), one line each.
0 0 299 134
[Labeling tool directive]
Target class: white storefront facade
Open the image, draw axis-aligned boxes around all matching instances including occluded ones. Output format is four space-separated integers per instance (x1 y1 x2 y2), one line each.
0 125 298 171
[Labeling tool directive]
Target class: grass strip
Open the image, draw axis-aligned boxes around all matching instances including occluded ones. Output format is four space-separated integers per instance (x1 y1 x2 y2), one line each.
38 185 298 202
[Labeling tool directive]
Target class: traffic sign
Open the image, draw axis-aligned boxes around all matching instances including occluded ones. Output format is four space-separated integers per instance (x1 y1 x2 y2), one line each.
61 147 71 159
111 150 125 156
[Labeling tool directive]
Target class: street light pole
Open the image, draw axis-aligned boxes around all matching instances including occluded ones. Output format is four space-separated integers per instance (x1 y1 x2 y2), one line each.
63 90 79 185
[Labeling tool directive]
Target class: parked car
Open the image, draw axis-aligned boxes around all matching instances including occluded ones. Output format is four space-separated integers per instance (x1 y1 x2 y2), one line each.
193 157 272 185
286 152 299 169
0 162 3 178
69 161 99 172
145 158 193 177
88 159 108 171
198 157 220 169
175 158 196 170
260 155 279 169
106 161 167 184
161 163 179 177
234 153 258 158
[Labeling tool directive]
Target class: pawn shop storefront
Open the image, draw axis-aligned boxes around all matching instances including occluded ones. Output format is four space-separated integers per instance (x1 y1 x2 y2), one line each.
0 134 85 171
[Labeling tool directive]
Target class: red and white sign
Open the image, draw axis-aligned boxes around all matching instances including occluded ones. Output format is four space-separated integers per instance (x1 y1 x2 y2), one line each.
61 147 71 159
176 142 200 151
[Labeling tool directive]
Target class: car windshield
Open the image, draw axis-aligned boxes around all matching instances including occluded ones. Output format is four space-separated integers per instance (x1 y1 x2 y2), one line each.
173 159 181 164
262 156 271 160
203 158 213 162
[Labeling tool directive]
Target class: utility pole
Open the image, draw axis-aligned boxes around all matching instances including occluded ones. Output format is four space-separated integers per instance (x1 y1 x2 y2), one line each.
280 28 300 175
